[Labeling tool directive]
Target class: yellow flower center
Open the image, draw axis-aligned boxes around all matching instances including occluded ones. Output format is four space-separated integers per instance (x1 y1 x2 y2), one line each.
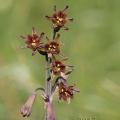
59 18 63 22
65 92 68 96
57 64 60 67
57 67 60 71
48 45 56 52
56 17 63 24
33 40 36 42
61 89 64 92
53 45 56 49
31 40 37 47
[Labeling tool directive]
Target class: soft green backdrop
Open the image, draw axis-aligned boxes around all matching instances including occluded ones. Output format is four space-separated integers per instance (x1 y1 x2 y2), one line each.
0 0 120 120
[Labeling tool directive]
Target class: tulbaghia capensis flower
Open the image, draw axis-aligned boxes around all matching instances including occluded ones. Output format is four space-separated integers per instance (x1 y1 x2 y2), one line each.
58 82 78 102
20 92 36 118
44 34 60 56
21 28 44 55
46 6 73 31
50 58 74 76
51 60 66 75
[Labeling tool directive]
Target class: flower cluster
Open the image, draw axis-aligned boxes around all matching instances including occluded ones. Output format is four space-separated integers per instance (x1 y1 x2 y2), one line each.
20 6 79 120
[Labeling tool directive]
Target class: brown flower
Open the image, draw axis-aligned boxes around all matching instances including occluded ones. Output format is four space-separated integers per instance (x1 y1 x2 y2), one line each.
20 92 36 117
51 60 66 75
44 34 60 56
46 6 73 31
58 82 75 102
50 58 74 76
21 27 44 55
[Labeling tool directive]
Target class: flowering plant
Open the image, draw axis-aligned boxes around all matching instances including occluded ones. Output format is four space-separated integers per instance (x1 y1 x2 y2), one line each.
20 6 79 120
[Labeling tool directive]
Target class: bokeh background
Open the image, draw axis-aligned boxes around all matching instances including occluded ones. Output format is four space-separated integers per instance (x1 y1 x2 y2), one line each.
0 0 120 120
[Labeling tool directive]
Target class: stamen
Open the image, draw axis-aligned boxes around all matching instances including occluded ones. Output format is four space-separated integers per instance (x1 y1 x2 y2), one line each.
65 92 68 96
59 18 63 22
33 40 36 42
57 68 60 71
31 43 36 47
61 89 64 92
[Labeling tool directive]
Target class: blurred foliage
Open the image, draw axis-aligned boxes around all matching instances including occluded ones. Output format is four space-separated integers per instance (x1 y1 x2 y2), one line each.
0 0 120 120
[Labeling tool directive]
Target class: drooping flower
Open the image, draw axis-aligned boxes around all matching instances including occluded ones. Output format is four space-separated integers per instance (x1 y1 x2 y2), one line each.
58 82 78 102
21 27 44 55
44 34 60 57
20 92 36 118
46 6 73 32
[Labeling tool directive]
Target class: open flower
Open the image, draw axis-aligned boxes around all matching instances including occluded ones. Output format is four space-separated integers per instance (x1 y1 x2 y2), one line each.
50 58 74 76
44 34 60 57
51 60 66 75
46 6 73 31
45 41 60 54
58 82 78 102
21 27 44 55
20 92 36 118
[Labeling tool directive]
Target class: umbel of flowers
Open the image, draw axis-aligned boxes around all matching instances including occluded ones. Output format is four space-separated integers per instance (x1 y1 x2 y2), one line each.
20 6 79 120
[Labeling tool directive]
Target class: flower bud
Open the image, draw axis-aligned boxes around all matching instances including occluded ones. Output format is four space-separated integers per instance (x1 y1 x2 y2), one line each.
20 92 36 118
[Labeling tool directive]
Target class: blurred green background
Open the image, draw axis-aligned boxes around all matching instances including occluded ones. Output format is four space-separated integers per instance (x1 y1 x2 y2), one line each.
0 0 120 120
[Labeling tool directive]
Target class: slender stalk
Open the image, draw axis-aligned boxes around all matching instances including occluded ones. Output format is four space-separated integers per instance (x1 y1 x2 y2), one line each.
45 56 51 120
44 30 57 120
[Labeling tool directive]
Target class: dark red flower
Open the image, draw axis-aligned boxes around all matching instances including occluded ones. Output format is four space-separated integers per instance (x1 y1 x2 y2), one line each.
44 34 60 56
21 28 44 55
46 6 73 31
51 60 66 75
58 82 75 102
45 41 60 55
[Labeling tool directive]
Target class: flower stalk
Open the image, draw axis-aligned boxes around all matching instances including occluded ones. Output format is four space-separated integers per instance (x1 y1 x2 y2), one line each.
45 57 52 120
44 30 57 120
